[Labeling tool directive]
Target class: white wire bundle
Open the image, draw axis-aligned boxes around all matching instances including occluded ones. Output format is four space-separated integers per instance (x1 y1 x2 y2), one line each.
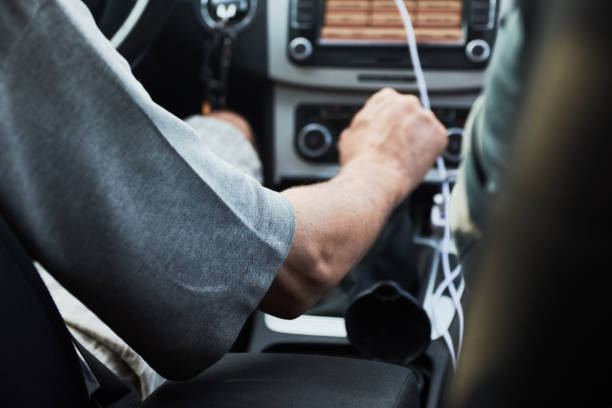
393 0 465 370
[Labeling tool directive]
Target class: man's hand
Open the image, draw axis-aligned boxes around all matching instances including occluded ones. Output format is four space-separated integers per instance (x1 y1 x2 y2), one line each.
260 88 447 319
339 88 447 205
207 110 256 148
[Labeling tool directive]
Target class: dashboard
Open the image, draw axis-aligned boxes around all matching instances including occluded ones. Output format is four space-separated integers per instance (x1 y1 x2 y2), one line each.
138 0 508 187
192 0 503 186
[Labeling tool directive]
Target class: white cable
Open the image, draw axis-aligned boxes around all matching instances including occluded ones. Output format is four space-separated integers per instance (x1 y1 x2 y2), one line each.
413 236 441 250
393 0 430 111
433 264 464 369
393 0 465 369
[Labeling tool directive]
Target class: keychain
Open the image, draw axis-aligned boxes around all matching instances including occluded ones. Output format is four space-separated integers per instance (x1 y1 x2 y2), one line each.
200 3 238 114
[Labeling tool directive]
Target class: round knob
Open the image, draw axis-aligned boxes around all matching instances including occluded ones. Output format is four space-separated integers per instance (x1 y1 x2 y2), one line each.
289 37 313 61
444 127 464 164
297 124 333 159
466 39 491 63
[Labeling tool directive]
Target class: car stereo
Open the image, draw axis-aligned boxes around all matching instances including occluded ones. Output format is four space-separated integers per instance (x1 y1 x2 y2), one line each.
288 0 498 69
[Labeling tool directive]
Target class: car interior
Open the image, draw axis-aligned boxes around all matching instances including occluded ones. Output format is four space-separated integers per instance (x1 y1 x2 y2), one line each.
2 0 610 407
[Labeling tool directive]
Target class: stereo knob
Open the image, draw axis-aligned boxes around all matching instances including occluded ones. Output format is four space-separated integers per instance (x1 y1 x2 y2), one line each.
297 123 333 159
444 127 464 164
466 39 491 63
289 37 313 61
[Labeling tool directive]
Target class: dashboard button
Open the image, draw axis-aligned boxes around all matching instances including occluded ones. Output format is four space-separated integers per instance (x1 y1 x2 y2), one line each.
470 0 496 30
444 127 464 164
292 0 316 28
466 39 491 63
289 37 313 61
297 123 333 159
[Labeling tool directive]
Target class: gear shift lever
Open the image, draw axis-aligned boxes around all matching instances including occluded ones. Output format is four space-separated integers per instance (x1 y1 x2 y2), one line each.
345 280 431 365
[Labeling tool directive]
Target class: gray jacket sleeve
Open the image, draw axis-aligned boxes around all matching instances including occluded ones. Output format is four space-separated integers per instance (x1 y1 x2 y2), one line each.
0 0 295 380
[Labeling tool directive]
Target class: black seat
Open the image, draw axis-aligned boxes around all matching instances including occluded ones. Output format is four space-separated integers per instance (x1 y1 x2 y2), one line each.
0 215 422 407
143 353 422 408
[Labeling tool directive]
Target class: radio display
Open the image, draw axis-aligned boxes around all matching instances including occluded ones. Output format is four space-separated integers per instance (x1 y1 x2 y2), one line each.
320 0 464 45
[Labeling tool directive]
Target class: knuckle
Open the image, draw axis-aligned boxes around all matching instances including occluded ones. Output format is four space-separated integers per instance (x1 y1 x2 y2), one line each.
379 88 400 102
339 129 349 142
422 110 441 127
400 95 420 111
398 99 412 111
426 110 438 123
414 109 431 123
438 120 448 134
372 88 391 101
437 128 449 148
405 94 420 104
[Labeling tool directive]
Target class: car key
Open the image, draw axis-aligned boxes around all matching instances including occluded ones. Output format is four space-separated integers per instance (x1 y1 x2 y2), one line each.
201 28 222 114
214 29 234 109
200 11 236 114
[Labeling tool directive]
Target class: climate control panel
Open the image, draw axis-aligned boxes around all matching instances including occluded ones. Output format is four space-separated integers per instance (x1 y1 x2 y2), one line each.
295 104 469 168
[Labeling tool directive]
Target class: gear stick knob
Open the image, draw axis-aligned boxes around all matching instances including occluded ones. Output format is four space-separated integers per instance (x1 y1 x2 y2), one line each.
345 281 431 365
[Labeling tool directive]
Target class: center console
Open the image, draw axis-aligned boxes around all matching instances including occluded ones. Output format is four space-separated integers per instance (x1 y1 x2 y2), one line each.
252 3 507 405
268 0 504 185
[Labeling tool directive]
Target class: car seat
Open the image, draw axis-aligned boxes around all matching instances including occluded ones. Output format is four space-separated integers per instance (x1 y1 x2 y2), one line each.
0 214 422 407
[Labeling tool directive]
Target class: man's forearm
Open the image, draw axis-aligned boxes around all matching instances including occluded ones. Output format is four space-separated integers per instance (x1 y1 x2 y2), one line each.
259 158 409 319
259 88 447 319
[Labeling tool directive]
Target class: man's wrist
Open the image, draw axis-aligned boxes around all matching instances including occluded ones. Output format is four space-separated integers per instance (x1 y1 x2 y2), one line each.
337 155 411 209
